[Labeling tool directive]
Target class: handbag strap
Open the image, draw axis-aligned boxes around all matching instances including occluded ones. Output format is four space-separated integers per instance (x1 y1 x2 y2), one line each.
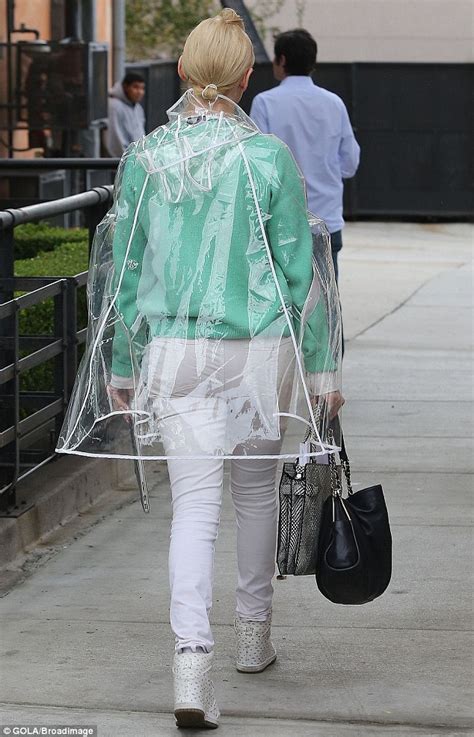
326 419 353 496
304 405 349 460
329 414 349 464
302 404 353 495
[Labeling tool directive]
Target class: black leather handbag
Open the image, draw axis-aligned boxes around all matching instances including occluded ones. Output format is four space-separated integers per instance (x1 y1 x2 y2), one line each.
316 430 392 605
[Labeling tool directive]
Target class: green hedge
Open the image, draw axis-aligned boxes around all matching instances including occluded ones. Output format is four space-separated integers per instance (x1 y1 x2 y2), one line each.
14 222 88 260
15 239 89 282
15 239 90 393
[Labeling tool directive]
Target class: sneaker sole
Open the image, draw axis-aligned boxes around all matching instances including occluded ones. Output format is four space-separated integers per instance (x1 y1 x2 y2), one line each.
235 653 277 673
174 707 219 729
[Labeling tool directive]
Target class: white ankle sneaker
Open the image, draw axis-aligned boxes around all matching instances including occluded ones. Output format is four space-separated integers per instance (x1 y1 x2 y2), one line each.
173 650 220 729
234 613 277 673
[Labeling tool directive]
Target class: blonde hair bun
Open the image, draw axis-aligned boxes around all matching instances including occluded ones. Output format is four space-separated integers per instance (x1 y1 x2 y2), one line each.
201 83 218 101
181 8 255 101
219 8 244 28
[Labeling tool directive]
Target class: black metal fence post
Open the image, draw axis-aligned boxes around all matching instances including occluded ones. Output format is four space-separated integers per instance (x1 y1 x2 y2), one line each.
65 278 79 398
11 302 20 506
0 222 16 510
54 280 68 442
0 222 14 304
0 301 20 513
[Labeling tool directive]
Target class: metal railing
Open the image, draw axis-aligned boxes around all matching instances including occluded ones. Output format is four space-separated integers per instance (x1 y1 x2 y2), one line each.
0 159 120 170
0 185 113 516
0 159 119 219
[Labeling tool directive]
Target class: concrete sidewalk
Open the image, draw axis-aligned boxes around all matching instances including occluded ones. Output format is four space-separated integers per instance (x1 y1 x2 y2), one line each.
1 222 473 736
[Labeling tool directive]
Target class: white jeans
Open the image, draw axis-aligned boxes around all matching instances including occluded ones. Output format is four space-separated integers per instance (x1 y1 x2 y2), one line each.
152 337 292 652
167 452 280 653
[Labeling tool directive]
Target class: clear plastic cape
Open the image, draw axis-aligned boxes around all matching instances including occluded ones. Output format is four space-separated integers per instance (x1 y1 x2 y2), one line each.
56 89 342 461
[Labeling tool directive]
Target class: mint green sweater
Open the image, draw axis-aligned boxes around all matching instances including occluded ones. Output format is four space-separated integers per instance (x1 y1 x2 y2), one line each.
111 126 333 377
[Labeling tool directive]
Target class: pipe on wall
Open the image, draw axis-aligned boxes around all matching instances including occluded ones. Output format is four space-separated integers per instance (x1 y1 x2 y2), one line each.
81 0 96 42
112 0 125 83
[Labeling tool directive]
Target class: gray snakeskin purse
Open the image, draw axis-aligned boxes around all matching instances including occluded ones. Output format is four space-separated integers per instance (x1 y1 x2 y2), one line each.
277 427 342 576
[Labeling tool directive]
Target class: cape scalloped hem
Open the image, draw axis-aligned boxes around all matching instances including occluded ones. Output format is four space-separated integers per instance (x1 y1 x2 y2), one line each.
56 446 340 461
56 409 339 460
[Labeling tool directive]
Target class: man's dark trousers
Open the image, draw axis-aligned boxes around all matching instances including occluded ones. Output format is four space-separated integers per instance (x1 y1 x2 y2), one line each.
330 230 343 284
330 230 344 355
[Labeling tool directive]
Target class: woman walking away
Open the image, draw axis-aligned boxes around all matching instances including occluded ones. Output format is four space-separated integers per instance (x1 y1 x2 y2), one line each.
57 8 343 730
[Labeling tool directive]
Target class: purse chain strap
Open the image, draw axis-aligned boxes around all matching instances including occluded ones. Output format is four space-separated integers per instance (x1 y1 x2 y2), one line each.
301 405 353 496
327 426 353 496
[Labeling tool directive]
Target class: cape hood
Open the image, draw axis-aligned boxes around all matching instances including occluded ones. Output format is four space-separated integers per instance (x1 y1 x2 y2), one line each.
133 89 260 203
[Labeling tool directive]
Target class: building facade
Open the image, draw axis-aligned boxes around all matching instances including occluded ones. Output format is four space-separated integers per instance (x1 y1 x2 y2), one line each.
0 0 113 157
266 0 473 63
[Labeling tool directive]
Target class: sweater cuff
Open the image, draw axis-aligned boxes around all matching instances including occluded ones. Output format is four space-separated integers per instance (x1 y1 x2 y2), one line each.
306 371 340 395
110 373 135 389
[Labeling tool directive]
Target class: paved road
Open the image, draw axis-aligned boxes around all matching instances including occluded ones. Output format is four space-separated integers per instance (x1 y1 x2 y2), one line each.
1 222 473 736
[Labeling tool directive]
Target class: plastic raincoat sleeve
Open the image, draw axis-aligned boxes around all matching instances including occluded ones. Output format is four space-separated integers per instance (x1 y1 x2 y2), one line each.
266 144 337 376
110 150 147 379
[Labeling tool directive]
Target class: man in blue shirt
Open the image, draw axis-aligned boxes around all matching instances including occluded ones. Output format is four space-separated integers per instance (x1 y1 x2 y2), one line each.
250 29 360 282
